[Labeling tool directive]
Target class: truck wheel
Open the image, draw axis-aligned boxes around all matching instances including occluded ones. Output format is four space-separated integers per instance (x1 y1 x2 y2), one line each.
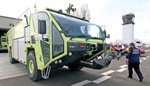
27 52 42 81
9 48 18 64
68 63 83 71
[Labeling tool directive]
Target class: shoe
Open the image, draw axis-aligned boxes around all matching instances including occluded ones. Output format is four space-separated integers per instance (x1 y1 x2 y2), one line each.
139 77 144 82
127 76 132 79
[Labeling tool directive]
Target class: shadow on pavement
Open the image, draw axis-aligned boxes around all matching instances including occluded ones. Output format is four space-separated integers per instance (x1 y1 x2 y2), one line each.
0 50 8 53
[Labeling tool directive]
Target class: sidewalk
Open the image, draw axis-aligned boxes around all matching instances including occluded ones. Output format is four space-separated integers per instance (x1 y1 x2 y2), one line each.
0 53 27 80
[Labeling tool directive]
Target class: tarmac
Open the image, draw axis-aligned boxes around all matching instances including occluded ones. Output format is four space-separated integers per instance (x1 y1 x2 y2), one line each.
0 50 150 80
0 53 27 80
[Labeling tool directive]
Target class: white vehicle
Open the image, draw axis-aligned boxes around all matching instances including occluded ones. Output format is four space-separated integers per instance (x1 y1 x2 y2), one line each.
133 39 143 47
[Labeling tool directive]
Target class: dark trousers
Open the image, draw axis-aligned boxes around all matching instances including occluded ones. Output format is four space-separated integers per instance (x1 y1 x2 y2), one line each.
128 62 143 79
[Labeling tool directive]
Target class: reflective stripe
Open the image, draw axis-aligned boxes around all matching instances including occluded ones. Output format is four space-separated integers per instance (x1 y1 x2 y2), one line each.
132 49 139 54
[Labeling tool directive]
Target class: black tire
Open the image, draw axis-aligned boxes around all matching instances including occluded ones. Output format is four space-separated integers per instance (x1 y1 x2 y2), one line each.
27 52 43 81
9 48 18 64
68 63 83 71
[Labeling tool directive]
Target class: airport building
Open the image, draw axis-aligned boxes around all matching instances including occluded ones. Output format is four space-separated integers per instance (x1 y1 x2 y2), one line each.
0 15 19 36
122 13 135 45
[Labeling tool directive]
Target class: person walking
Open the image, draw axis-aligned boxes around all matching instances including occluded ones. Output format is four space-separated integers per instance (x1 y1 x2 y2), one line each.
126 42 144 82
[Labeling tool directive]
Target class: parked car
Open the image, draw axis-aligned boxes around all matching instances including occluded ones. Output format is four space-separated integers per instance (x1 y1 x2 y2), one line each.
111 45 124 51
137 46 145 54
123 44 129 50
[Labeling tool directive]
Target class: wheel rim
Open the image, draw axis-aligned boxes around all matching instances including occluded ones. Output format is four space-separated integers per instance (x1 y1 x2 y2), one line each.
29 60 34 73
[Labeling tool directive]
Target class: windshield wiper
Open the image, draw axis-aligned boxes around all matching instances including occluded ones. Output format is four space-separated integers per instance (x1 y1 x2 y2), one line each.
85 37 103 41
70 35 90 40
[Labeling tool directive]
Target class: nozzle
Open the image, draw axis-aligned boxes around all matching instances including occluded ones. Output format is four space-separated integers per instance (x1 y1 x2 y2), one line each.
125 48 130 53
71 8 76 12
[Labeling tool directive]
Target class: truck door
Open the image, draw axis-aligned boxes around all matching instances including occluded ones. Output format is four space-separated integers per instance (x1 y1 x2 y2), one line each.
51 22 64 59
38 12 51 65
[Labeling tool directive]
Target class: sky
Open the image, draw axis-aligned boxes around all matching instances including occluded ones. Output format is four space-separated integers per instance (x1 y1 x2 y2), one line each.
0 0 150 44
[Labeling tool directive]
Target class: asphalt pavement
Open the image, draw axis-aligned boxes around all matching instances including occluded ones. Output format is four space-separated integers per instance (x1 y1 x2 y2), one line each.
0 50 150 86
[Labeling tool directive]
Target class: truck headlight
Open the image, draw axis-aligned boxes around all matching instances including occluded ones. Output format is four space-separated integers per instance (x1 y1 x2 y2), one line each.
68 52 72 56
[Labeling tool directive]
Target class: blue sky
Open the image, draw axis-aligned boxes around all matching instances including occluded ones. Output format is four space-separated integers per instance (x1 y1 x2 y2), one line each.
0 0 149 43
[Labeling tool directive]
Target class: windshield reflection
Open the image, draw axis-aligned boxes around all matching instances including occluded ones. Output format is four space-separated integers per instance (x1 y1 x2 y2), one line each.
50 12 104 39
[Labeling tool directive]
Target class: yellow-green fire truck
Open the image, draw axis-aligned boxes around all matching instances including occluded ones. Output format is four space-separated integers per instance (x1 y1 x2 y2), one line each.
7 8 116 81
0 35 7 51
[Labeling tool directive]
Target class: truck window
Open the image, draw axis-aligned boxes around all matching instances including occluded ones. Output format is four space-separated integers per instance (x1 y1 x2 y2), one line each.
52 23 64 57
32 13 38 33
2 38 6 42
33 12 50 36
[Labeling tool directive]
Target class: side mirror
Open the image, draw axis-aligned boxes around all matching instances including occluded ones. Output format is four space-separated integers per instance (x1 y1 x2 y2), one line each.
103 30 106 38
106 34 110 39
38 20 46 34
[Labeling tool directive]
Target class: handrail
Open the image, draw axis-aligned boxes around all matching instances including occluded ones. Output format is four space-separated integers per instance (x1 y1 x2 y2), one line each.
13 7 31 25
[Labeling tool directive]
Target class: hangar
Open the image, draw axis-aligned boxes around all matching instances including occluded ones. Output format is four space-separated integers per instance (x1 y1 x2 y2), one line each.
0 15 20 36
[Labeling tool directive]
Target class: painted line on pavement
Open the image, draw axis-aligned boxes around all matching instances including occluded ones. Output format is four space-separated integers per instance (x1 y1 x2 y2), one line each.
116 68 127 72
146 56 150 58
0 73 27 80
145 50 150 52
119 65 127 68
140 60 143 63
101 70 115 76
92 76 111 84
71 80 91 86
142 57 147 60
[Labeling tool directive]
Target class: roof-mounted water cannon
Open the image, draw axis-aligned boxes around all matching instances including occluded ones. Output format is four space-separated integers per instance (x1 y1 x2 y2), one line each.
71 8 76 12
66 3 76 14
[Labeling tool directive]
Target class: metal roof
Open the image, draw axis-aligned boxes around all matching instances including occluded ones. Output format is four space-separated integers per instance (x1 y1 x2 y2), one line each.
0 15 21 30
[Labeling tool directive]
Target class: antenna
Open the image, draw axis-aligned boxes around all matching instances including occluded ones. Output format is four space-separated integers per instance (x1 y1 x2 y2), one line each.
34 3 37 12
130 7 134 14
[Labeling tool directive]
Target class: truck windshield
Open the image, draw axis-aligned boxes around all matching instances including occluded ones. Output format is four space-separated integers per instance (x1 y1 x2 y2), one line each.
2 38 6 42
50 12 104 39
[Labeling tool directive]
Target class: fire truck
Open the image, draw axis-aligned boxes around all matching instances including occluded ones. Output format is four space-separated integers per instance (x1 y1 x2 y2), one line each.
7 7 127 81
0 34 7 51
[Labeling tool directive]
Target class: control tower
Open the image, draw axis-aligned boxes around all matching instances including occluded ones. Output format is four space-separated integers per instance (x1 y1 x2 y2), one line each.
122 13 135 44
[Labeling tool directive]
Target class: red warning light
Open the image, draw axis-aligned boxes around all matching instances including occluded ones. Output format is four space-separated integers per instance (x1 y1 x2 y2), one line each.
79 45 85 49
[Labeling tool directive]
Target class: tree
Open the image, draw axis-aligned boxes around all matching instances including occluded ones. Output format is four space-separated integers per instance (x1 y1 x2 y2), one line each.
75 4 91 20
